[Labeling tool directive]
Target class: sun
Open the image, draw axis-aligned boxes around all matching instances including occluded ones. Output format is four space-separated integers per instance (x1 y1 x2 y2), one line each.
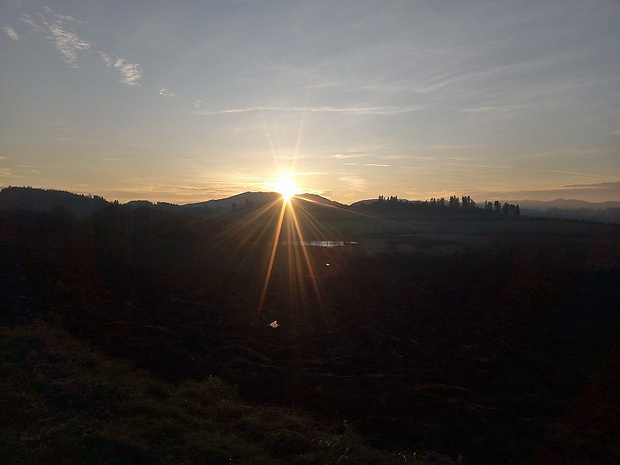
274 175 299 201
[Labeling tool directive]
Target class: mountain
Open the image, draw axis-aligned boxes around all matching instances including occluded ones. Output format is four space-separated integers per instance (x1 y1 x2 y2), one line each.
124 200 183 212
295 193 346 208
511 199 620 223
184 191 281 210
184 191 345 211
511 199 620 210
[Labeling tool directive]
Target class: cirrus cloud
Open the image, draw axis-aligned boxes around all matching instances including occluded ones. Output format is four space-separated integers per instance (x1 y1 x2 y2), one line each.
19 7 142 86
158 87 177 98
113 58 142 86
3 25 20 41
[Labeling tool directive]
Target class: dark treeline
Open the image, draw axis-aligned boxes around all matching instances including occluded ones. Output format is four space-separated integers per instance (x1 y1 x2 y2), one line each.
372 194 521 217
0 186 109 218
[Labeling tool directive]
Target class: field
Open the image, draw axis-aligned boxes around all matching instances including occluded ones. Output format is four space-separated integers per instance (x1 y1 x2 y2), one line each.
1 198 619 464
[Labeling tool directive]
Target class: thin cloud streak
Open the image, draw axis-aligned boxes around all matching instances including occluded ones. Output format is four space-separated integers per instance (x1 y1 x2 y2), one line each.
327 153 371 159
158 87 177 98
3 25 20 41
469 182 620 203
196 105 425 116
338 175 367 192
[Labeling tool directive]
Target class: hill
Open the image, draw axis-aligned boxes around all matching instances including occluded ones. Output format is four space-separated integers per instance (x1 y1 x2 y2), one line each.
184 191 281 210
0 186 109 218
0 319 426 464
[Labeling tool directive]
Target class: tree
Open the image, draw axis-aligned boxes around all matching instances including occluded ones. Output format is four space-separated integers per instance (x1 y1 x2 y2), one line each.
494 201 502 215
461 195 475 211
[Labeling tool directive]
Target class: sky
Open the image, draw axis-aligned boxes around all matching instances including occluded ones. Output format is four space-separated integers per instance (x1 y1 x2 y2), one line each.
1 0 619 204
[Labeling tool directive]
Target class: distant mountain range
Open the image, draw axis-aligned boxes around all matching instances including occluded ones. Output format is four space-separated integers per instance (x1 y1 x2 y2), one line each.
512 199 620 210
1 186 619 223
511 199 620 223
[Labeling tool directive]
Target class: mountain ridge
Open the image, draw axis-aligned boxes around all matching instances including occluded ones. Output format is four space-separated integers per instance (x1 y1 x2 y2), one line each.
1 186 619 222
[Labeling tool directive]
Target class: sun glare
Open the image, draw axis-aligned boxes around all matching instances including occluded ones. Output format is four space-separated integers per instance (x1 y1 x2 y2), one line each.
275 176 299 201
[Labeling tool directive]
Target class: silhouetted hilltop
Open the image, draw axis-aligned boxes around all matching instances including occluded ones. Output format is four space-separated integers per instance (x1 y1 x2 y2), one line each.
124 200 155 209
184 191 344 212
184 191 281 210
0 186 109 218
296 193 345 207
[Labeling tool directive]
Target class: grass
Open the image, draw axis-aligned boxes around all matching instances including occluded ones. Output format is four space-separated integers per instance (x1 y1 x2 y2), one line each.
0 317 434 465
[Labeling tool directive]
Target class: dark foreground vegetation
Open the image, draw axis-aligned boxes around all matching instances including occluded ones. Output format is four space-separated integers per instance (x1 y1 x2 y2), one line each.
1 188 620 464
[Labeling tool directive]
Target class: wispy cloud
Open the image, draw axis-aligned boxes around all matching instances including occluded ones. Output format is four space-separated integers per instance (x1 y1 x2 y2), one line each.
99 51 114 67
196 105 423 116
21 11 90 67
3 25 20 41
21 8 142 85
19 14 44 32
561 181 620 190
338 175 367 191
328 153 370 159
158 87 177 98
49 24 90 67
113 58 142 86
460 105 519 113
469 182 620 202
380 155 433 160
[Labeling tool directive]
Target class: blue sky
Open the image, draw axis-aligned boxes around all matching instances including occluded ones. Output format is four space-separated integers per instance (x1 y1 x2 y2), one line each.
1 0 619 203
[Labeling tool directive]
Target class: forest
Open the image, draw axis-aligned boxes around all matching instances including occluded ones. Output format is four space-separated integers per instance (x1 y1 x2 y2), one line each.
1 187 620 464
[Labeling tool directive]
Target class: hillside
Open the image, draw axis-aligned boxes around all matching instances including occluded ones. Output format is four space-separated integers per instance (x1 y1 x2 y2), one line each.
1 191 619 464
0 320 429 464
0 186 109 218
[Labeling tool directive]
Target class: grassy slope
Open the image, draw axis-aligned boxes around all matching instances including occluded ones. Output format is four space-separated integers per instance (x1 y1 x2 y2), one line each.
0 318 435 465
